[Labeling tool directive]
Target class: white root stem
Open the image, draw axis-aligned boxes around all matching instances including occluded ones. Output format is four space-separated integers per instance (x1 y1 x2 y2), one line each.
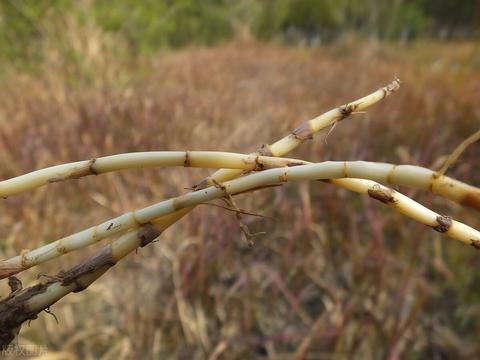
0 151 307 198
1 160 479 279
201 79 401 188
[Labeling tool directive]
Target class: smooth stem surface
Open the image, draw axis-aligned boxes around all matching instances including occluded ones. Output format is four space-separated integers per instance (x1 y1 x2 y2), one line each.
124 79 401 242
13 173 480 331
2 149 478 209
0 151 307 198
202 79 401 188
2 161 479 279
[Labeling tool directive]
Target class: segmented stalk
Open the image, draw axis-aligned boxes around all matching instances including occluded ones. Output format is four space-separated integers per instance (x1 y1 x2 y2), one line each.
139 79 402 240
3 168 479 348
2 161 479 279
195 79 401 189
0 151 307 198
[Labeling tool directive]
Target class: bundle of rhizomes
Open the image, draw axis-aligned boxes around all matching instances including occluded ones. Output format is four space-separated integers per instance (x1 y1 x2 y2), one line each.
1 79 480 348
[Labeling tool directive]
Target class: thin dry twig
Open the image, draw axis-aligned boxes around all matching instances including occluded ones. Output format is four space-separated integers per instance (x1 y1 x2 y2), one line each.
438 129 480 176
199 202 273 219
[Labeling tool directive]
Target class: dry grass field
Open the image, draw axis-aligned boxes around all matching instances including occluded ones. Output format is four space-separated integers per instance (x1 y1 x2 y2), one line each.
0 40 479 359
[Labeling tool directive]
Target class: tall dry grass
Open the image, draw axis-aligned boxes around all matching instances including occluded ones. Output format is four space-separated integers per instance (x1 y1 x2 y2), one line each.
0 40 479 358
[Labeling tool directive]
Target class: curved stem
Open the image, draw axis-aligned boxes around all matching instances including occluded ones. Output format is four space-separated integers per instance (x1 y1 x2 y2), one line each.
0 151 307 198
195 79 401 189
1 161 479 279
3 169 479 348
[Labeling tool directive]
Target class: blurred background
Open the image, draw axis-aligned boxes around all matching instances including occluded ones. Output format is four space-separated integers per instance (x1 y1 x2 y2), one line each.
0 0 479 359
